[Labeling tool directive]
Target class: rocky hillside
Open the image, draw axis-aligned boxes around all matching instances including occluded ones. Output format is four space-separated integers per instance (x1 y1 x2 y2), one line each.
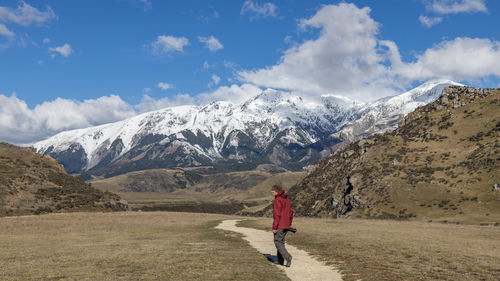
0 143 127 217
286 86 499 224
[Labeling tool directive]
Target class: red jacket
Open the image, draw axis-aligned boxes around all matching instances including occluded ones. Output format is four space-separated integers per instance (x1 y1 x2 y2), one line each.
272 190 293 230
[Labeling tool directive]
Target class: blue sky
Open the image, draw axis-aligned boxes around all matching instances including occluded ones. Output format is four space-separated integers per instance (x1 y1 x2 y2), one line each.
1 0 499 144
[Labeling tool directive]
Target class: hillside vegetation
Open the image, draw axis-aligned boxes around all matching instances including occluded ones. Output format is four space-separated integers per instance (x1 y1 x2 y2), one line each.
287 86 499 224
0 143 127 217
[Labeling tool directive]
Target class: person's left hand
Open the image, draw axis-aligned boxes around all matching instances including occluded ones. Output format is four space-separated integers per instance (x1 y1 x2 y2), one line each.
272 229 277 234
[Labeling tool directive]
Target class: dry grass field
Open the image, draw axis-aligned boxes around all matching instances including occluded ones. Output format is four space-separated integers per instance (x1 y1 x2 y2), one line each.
2 211 499 281
240 218 500 281
0 212 289 281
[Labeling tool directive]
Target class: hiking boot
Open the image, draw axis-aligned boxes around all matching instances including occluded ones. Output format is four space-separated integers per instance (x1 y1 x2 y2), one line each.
273 260 283 266
285 256 292 267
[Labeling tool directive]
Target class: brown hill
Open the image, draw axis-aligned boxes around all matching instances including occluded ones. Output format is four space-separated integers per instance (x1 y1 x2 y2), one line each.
285 86 500 224
90 166 306 212
0 143 127 217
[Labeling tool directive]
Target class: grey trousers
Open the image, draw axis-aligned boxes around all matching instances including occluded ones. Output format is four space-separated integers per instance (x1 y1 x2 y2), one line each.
274 229 291 263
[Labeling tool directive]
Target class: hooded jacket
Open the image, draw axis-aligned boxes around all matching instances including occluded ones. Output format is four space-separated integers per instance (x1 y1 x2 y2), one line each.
272 190 293 230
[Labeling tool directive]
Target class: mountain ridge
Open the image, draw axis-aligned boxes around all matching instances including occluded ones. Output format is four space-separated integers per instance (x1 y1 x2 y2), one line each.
33 80 459 178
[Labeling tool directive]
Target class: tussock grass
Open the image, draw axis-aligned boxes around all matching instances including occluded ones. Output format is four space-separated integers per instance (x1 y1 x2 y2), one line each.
240 217 500 281
0 212 289 281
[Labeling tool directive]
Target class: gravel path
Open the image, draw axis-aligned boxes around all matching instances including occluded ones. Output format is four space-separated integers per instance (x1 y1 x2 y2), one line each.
216 220 343 281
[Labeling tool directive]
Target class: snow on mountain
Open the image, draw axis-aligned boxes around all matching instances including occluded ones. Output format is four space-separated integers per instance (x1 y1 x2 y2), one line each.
33 80 460 176
332 80 464 141
33 89 361 175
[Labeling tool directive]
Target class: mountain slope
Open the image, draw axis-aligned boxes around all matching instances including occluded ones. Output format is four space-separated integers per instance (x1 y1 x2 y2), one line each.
333 80 463 142
34 89 362 177
0 143 127 217
33 80 459 178
287 86 500 224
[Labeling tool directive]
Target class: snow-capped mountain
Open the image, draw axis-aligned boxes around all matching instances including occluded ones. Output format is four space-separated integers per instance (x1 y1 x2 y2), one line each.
332 80 463 142
33 80 459 177
33 88 362 177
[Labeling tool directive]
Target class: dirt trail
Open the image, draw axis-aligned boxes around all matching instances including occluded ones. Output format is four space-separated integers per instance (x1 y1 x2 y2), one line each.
216 220 343 281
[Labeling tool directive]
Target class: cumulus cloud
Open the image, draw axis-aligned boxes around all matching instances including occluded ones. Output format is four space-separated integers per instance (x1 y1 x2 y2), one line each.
0 83 265 144
424 0 487 14
238 3 500 101
241 0 278 21
239 3 397 100
149 35 189 54
0 94 136 144
42 37 50 44
0 23 14 37
135 94 195 113
198 83 262 104
48 43 73 58
390 37 500 81
0 1 57 26
203 61 215 69
157 82 173 90
198 35 223 52
212 74 221 86
419 15 443 27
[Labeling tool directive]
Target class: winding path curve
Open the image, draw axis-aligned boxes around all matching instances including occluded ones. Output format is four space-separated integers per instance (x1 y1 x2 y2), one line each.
216 220 343 281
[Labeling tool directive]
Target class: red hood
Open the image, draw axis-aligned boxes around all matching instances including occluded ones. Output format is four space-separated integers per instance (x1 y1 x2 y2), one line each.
275 190 288 199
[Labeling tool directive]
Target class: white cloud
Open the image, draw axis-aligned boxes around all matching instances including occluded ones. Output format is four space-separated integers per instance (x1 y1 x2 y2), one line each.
239 3 397 100
143 87 151 93
0 23 14 37
203 61 215 69
48 43 73 58
390 37 500 81
241 0 278 21
198 10 220 22
149 35 189 54
0 94 136 144
157 82 173 90
42 37 50 44
0 84 263 144
424 0 487 14
212 74 221 86
0 1 57 26
136 94 195 113
419 15 443 27
238 3 500 101
198 35 223 52
198 83 262 104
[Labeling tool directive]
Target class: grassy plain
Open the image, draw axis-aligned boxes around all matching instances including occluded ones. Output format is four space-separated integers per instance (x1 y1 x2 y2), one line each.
240 217 500 281
0 212 289 281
